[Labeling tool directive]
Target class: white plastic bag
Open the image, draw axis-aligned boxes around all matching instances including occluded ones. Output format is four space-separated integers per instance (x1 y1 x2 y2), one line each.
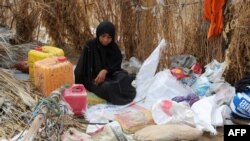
214 82 235 105
212 105 232 126
191 76 211 96
152 99 195 126
135 70 194 108
201 60 228 82
135 39 166 87
191 95 217 134
129 57 142 69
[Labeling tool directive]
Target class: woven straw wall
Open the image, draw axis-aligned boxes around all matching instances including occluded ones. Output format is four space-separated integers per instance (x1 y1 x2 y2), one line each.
0 0 249 84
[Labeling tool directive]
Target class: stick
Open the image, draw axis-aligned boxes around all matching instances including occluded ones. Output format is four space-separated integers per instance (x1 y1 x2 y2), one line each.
23 108 48 141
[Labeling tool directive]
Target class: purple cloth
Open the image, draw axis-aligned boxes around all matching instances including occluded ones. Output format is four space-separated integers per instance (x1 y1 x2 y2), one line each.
172 93 199 106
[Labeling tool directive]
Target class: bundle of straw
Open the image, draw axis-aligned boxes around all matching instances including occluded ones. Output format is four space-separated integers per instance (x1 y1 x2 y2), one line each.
0 68 36 107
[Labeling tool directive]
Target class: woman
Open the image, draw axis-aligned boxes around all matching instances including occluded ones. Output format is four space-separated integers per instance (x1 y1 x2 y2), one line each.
74 21 136 105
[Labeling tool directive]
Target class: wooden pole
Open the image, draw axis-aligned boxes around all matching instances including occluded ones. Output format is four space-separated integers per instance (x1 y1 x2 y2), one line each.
23 108 48 141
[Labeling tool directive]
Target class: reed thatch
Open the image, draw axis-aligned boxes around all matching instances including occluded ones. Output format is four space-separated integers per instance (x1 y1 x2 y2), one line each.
0 0 12 27
12 0 40 44
0 42 13 68
224 0 250 84
0 33 40 68
159 0 223 69
0 0 250 140
0 68 37 139
40 0 93 50
136 0 159 61
0 0 249 83
0 68 87 140
119 0 137 59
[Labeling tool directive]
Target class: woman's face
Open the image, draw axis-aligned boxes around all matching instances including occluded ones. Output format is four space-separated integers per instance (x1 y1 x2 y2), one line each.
99 33 112 46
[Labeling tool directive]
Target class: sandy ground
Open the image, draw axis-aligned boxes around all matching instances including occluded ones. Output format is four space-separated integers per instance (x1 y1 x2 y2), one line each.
199 127 224 141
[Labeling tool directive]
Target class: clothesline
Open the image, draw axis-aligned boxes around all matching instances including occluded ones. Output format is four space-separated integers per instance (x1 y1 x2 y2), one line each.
133 1 201 12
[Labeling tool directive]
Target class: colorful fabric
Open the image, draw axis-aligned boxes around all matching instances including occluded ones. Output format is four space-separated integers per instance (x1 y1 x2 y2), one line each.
230 92 250 119
172 93 200 106
203 0 226 39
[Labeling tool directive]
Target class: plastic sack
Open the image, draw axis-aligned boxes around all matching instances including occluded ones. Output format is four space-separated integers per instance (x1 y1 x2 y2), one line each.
214 82 235 105
230 92 250 118
91 121 129 141
85 104 123 134
135 70 194 108
115 104 155 134
135 39 166 87
152 99 195 126
211 83 235 126
192 83 235 134
191 95 217 134
121 57 142 74
191 76 211 96
201 60 227 82
134 124 203 141
62 128 92 141
212 105 232 126
129 57 142 69
135 38 193 108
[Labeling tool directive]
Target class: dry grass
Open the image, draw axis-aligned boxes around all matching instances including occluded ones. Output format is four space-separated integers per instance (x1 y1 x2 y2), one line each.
0 0 12 27
0 0 249 83
224 0 250 84
0 42 13 68
160 0 224 69
135 0 159 61
0 68 36 107
0 1 250 139
119 0 137 59
0 68 38 139
0 38 40 68
12 0 40 44
40 0 93 50
0 68 87 140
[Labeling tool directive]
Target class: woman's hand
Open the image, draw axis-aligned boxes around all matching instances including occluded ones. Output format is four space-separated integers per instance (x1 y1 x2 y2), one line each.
94 69 108 85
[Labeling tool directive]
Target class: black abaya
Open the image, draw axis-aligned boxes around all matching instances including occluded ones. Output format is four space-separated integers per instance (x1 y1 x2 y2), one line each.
74 21 136 105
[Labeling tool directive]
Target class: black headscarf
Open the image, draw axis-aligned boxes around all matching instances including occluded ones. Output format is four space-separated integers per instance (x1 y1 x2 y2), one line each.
96 21 115 42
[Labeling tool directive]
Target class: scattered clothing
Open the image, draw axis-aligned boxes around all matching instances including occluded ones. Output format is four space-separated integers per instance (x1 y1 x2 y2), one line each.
170 55 196 69
235 74 250 93
230 92 250 119
172 93 200 106
203 0 226 39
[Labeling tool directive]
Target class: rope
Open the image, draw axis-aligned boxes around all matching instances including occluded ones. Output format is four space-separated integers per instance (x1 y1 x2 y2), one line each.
16 86 68 140
32 86 68 117
32 96 61 116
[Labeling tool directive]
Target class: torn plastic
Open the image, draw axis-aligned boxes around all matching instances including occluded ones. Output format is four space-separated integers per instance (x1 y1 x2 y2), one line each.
152 99 195 126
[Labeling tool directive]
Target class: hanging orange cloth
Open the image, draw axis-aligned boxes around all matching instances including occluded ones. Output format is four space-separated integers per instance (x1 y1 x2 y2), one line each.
203 0 226 39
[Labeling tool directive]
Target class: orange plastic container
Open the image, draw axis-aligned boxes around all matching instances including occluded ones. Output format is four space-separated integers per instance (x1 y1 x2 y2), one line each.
28 46 64 82
33 56 73 96
62 84 87 115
